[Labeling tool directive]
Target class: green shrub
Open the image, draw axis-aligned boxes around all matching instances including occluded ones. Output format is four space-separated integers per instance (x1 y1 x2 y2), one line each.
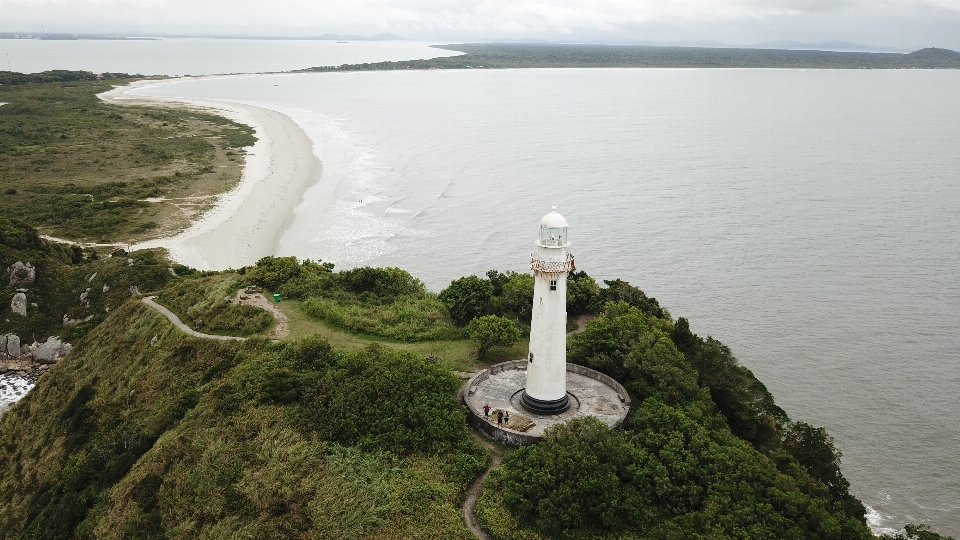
439 275 492 325
303 343 472 455
336 266 425 298
301 295 461 342
467 314 521 360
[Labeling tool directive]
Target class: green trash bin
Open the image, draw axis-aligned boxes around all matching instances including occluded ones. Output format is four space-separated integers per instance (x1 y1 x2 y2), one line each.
273 293 281 303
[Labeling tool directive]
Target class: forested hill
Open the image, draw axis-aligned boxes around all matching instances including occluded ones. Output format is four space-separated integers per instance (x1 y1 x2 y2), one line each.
302 44 960 71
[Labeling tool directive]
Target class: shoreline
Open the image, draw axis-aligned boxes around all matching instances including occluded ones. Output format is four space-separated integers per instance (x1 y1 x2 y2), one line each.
99 80 322 270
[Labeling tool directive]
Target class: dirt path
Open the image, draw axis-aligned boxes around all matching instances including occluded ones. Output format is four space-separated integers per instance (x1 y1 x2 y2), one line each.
235 291 289 339
142 296 246 341
463 432 504 540
566 313 596 336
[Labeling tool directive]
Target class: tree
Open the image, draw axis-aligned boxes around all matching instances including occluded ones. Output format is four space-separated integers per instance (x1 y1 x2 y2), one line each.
498 272 534 321
467 315 521 360
890 524 955 540
337 266 424 298
601 278 667 319
567 270 601 315
783 421 853 503
438 275 492 326
495 417 643 535
248 256 303 290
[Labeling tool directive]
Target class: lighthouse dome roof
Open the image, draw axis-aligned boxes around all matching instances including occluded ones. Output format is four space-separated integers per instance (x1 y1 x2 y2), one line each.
540 207 569 228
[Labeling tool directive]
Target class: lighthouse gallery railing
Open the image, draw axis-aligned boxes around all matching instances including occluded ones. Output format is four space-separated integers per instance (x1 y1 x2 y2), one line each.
530 252 575 273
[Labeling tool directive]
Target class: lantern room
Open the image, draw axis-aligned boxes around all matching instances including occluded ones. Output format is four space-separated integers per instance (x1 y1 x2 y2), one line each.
538 207 570 248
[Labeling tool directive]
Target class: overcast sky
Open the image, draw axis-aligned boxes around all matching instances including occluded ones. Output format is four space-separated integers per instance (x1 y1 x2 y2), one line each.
3 0 960 51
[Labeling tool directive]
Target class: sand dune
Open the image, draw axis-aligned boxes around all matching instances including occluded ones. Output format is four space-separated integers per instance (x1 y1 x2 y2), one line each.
99 80 321 270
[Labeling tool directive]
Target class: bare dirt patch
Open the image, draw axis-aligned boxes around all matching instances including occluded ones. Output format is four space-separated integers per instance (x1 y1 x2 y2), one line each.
235 290 290 339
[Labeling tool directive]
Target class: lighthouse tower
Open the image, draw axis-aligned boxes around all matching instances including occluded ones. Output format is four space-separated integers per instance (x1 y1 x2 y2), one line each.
522 207 575 415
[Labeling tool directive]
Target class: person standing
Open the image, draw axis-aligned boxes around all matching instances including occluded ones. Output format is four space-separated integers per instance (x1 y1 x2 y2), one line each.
504 411 510 426
483 403 491 417
497 410 504 427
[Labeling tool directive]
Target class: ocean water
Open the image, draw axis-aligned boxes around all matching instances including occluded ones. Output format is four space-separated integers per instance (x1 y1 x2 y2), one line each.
131 68 960 536
0 374 33 416
0 38 461 75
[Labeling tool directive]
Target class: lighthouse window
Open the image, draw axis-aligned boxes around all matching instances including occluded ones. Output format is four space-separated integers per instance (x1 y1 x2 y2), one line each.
550 280 557 291
529 352 534 363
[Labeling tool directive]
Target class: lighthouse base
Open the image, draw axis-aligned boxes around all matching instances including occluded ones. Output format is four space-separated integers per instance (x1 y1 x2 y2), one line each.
520 391 570 415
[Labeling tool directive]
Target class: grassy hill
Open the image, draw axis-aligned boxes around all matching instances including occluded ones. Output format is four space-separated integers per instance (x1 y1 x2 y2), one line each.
0 300 484 539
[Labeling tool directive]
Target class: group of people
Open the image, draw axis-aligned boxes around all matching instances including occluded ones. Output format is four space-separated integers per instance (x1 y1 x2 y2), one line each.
482 403 509 427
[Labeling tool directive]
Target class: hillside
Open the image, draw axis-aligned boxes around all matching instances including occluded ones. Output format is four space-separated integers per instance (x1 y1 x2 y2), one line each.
0 300 484 538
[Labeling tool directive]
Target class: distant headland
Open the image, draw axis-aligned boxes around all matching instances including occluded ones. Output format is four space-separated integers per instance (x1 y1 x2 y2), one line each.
301 43 960 71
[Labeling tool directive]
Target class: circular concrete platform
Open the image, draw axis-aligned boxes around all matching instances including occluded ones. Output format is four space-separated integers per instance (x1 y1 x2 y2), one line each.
461 360 632 446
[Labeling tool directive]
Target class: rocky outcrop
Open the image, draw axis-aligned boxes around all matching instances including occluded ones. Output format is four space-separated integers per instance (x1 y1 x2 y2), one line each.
1 334 21 358
33 336 71 364
7 261 36 285
10 293 27 317
62 314 94 328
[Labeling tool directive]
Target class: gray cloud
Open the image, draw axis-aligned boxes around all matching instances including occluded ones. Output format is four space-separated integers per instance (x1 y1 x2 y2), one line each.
2 0 959 49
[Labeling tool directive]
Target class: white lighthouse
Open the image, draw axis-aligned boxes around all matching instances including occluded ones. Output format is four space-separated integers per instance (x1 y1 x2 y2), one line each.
522 207 576 415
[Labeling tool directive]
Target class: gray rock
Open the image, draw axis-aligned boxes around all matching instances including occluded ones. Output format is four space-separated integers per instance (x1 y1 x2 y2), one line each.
127 258 135 266
8 261 36 285
0 335 6 356
150 335 158 346
62 314 94 328
33 336 72 364
79 288 90 303
102 284 110 293
20 344 29 355
10 293 27 317
4 334 21 358
129 285 140 297
87 272 98 283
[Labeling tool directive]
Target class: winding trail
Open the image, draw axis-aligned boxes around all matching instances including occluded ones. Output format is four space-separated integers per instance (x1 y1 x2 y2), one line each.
463 432 504 540
141 296 246 341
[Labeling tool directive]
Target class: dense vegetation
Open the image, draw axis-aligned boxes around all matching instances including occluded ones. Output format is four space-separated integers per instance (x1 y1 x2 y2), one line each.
304 44 960 72
0 302 485 538
477 298 880 539
245 256 463 341
0 72 255 242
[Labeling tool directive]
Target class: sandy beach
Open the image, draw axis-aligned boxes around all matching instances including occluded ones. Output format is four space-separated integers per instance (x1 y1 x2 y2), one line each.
99 80 321 270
